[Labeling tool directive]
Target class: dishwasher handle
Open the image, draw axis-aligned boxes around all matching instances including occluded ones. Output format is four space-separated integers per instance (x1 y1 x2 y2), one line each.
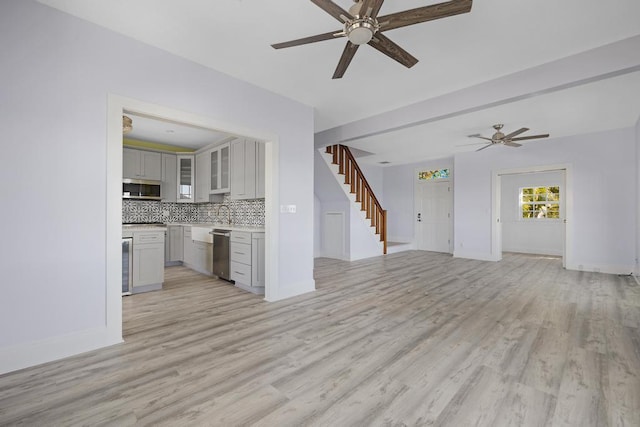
209 231 231 237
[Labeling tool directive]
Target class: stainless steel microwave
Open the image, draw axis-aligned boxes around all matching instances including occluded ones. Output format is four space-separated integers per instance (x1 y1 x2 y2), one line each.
123 179 162 200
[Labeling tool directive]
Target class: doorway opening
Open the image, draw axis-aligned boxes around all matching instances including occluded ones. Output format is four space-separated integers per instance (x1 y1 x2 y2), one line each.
106 95 279 344
492 164 571 267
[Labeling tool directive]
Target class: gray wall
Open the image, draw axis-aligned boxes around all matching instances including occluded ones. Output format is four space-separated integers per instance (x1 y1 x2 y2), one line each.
454 128 636 273
0 0 314 373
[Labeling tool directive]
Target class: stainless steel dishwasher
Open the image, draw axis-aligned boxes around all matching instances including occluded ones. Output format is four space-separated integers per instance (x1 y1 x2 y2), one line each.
210 229 231 280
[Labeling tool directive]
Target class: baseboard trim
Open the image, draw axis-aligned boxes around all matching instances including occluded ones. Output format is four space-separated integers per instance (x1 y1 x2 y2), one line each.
453 250 500 262
0 327 122 375
265 279 316 302
565 262 635 275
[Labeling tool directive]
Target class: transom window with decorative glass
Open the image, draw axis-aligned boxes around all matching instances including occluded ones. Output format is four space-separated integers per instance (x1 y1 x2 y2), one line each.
520 186 560 219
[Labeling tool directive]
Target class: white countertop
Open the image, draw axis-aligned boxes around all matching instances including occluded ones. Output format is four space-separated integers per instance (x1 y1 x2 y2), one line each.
122 224 167 238
169 223 265 233
122 223 264 238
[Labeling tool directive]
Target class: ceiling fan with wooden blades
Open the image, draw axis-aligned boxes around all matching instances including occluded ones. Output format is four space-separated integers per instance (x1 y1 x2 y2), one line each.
271 0 473 79
470 124 550 152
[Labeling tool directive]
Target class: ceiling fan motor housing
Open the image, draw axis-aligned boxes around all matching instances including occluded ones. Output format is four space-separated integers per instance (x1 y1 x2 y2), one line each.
345 16 379 45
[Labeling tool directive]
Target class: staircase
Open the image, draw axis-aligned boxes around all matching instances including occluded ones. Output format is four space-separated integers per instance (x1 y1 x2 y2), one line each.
324 144 387 254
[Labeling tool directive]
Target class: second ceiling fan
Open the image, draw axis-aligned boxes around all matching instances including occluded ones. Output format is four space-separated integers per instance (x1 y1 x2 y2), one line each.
271 0 473 79
470 124 550 151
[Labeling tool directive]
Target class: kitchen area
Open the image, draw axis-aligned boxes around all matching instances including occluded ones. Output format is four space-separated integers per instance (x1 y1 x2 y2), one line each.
121 113 266 297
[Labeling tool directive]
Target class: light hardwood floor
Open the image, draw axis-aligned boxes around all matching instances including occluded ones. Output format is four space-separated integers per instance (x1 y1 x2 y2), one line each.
1 251 639 426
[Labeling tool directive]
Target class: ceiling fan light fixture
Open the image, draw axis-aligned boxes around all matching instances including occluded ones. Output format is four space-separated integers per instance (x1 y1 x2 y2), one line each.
346 18 377 45
122 115 133 134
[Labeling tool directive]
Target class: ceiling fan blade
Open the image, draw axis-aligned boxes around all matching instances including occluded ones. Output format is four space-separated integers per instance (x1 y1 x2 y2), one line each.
272 30 343 49
503 141 522 148
510 134 550 141
310 0 353 23
378 0 472 32
468 135 493 142
476 143 494 152
368 33 418 68
333 42 360 79
359 0 385 18
458 141 488 147
502 127 529 140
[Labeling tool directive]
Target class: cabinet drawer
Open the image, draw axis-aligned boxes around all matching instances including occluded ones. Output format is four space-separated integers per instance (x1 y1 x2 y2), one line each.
183 226 192 238
133 231 164 245
230 231 251 244
230 242 251 264
231 261 252 284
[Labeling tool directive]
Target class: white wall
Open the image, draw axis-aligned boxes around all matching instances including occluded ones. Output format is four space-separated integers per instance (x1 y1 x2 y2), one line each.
500 171 564 256
454 128 636 273
0 0 315 373
383 158 454 243
359 163 384 202
314 194 322 257
636 115 640 275
348 203 384 261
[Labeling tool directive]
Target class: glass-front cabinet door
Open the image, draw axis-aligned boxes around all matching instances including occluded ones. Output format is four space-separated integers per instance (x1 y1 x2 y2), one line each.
176 154 194 203
210 149 219 191
220 145 230 191
210 143 230 194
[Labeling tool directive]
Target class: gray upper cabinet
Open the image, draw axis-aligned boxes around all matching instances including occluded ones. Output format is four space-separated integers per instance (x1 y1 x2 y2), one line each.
161 153 177 202
195 150 210 203
230 139 257 200
210 144 230 194
176 154 195 203
256 141 265 199
123 148 162 180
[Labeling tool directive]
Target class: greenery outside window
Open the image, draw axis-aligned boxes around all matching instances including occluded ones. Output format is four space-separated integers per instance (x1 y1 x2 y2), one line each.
520 186 560 219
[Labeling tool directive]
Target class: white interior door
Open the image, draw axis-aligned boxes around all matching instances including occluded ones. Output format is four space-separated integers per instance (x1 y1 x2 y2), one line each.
416 181 452 253
323 212 345 259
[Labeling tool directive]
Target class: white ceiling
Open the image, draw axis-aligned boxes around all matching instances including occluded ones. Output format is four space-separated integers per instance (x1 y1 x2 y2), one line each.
348 70 640 165
39 0 640 162
124 112 232 150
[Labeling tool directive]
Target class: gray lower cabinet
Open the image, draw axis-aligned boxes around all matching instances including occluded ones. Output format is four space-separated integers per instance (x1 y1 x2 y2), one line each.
193 241 213 275
132 230 165 293
182 226 212 275
183 227 195 266
251 233 265 287
231 231 265 294
165 225 183 265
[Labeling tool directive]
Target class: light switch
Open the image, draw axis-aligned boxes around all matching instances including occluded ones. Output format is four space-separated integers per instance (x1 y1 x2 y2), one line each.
280 204 297 213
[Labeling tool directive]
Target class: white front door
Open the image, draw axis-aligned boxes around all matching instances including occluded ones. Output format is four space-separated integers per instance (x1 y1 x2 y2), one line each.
416 181 452 253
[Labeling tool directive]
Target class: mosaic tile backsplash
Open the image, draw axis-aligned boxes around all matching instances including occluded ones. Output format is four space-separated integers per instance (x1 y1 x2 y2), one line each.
123 195 265 226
